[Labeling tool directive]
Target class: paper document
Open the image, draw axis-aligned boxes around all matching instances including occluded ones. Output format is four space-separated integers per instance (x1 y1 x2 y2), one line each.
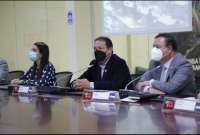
120 97 138 103
183 97 196 100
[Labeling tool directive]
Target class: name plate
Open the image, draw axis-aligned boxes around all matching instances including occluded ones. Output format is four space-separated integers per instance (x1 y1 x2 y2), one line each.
162 97 200 113
12 85 37 95
82 102 119 116
82 89 120 102
174 99 196 111
18 86 30 93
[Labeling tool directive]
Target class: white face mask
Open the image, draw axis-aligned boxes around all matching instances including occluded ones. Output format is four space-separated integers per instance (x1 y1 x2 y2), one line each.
151 47 163 61
28 51 39 62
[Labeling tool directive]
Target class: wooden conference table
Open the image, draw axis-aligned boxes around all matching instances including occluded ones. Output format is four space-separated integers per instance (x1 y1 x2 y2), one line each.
0 89 199 134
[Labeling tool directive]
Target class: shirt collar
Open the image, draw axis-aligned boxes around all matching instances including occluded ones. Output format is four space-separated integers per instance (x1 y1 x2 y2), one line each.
163 56 174 69
99 57 110 67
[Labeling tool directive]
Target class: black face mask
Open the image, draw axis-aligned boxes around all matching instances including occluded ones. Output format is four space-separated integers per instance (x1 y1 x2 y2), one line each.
94 50 106 62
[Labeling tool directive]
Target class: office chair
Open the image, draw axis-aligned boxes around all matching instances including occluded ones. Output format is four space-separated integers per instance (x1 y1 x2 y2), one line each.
8 70 24 81
129 66 147 89
135 66 147 75
55 71 73 87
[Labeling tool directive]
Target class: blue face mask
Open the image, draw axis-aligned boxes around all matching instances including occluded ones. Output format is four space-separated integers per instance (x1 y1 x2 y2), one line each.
28 51 39 62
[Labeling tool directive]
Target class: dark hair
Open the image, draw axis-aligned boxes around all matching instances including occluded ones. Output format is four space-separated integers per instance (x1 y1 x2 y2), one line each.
31 42 49 79
155 33 177 51
94 36 113 48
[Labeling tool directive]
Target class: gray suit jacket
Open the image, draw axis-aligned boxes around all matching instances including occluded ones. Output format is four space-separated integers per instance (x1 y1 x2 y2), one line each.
140 53 196 97
0 58 9 83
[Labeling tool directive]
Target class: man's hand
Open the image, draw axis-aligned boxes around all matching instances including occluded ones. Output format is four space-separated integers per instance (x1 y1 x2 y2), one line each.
72 79 90 90
149 88 166 95
136 81 150 91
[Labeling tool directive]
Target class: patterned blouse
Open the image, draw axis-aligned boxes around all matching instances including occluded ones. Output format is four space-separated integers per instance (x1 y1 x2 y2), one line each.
20 63 56 86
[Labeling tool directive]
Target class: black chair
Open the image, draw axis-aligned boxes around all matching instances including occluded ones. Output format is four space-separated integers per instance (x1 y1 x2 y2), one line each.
8 70 24 81
135 66 147 75
55 71 73 87
129 67 147 89
131 73 142 80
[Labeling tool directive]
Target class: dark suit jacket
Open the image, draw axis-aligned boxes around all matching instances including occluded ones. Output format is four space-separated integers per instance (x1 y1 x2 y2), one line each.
79 54 131 90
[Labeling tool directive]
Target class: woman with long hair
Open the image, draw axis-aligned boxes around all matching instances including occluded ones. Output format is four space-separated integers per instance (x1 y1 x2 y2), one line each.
11 42 56 86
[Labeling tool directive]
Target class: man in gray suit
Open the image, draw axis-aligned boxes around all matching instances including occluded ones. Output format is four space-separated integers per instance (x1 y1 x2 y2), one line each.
136 33 196 97
0 58 9 83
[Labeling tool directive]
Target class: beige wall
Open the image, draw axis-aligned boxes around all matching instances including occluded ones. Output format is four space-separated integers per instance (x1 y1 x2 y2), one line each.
0 1 17 70
0 1 156 74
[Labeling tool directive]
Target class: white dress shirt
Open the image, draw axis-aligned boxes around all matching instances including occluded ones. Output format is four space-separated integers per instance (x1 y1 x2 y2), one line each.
90 58 110 89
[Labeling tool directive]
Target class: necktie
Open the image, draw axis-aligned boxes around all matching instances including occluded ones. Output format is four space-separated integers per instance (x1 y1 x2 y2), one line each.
160 65 167 82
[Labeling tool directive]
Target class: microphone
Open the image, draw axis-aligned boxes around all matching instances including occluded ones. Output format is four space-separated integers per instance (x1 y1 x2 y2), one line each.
72 65 94 75
124 65 161 91
54 64 94 87
124 76 141 91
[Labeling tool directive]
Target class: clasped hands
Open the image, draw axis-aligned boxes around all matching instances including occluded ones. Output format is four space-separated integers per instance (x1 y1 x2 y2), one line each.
72 79 90 90
136 81 166 95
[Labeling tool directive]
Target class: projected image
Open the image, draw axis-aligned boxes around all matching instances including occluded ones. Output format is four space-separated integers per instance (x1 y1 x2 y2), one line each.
170 1 200 76
193 1 200 33
102 1 192 35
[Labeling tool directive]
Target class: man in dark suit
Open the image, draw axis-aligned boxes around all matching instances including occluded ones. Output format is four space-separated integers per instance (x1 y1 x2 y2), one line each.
72 36 131 90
